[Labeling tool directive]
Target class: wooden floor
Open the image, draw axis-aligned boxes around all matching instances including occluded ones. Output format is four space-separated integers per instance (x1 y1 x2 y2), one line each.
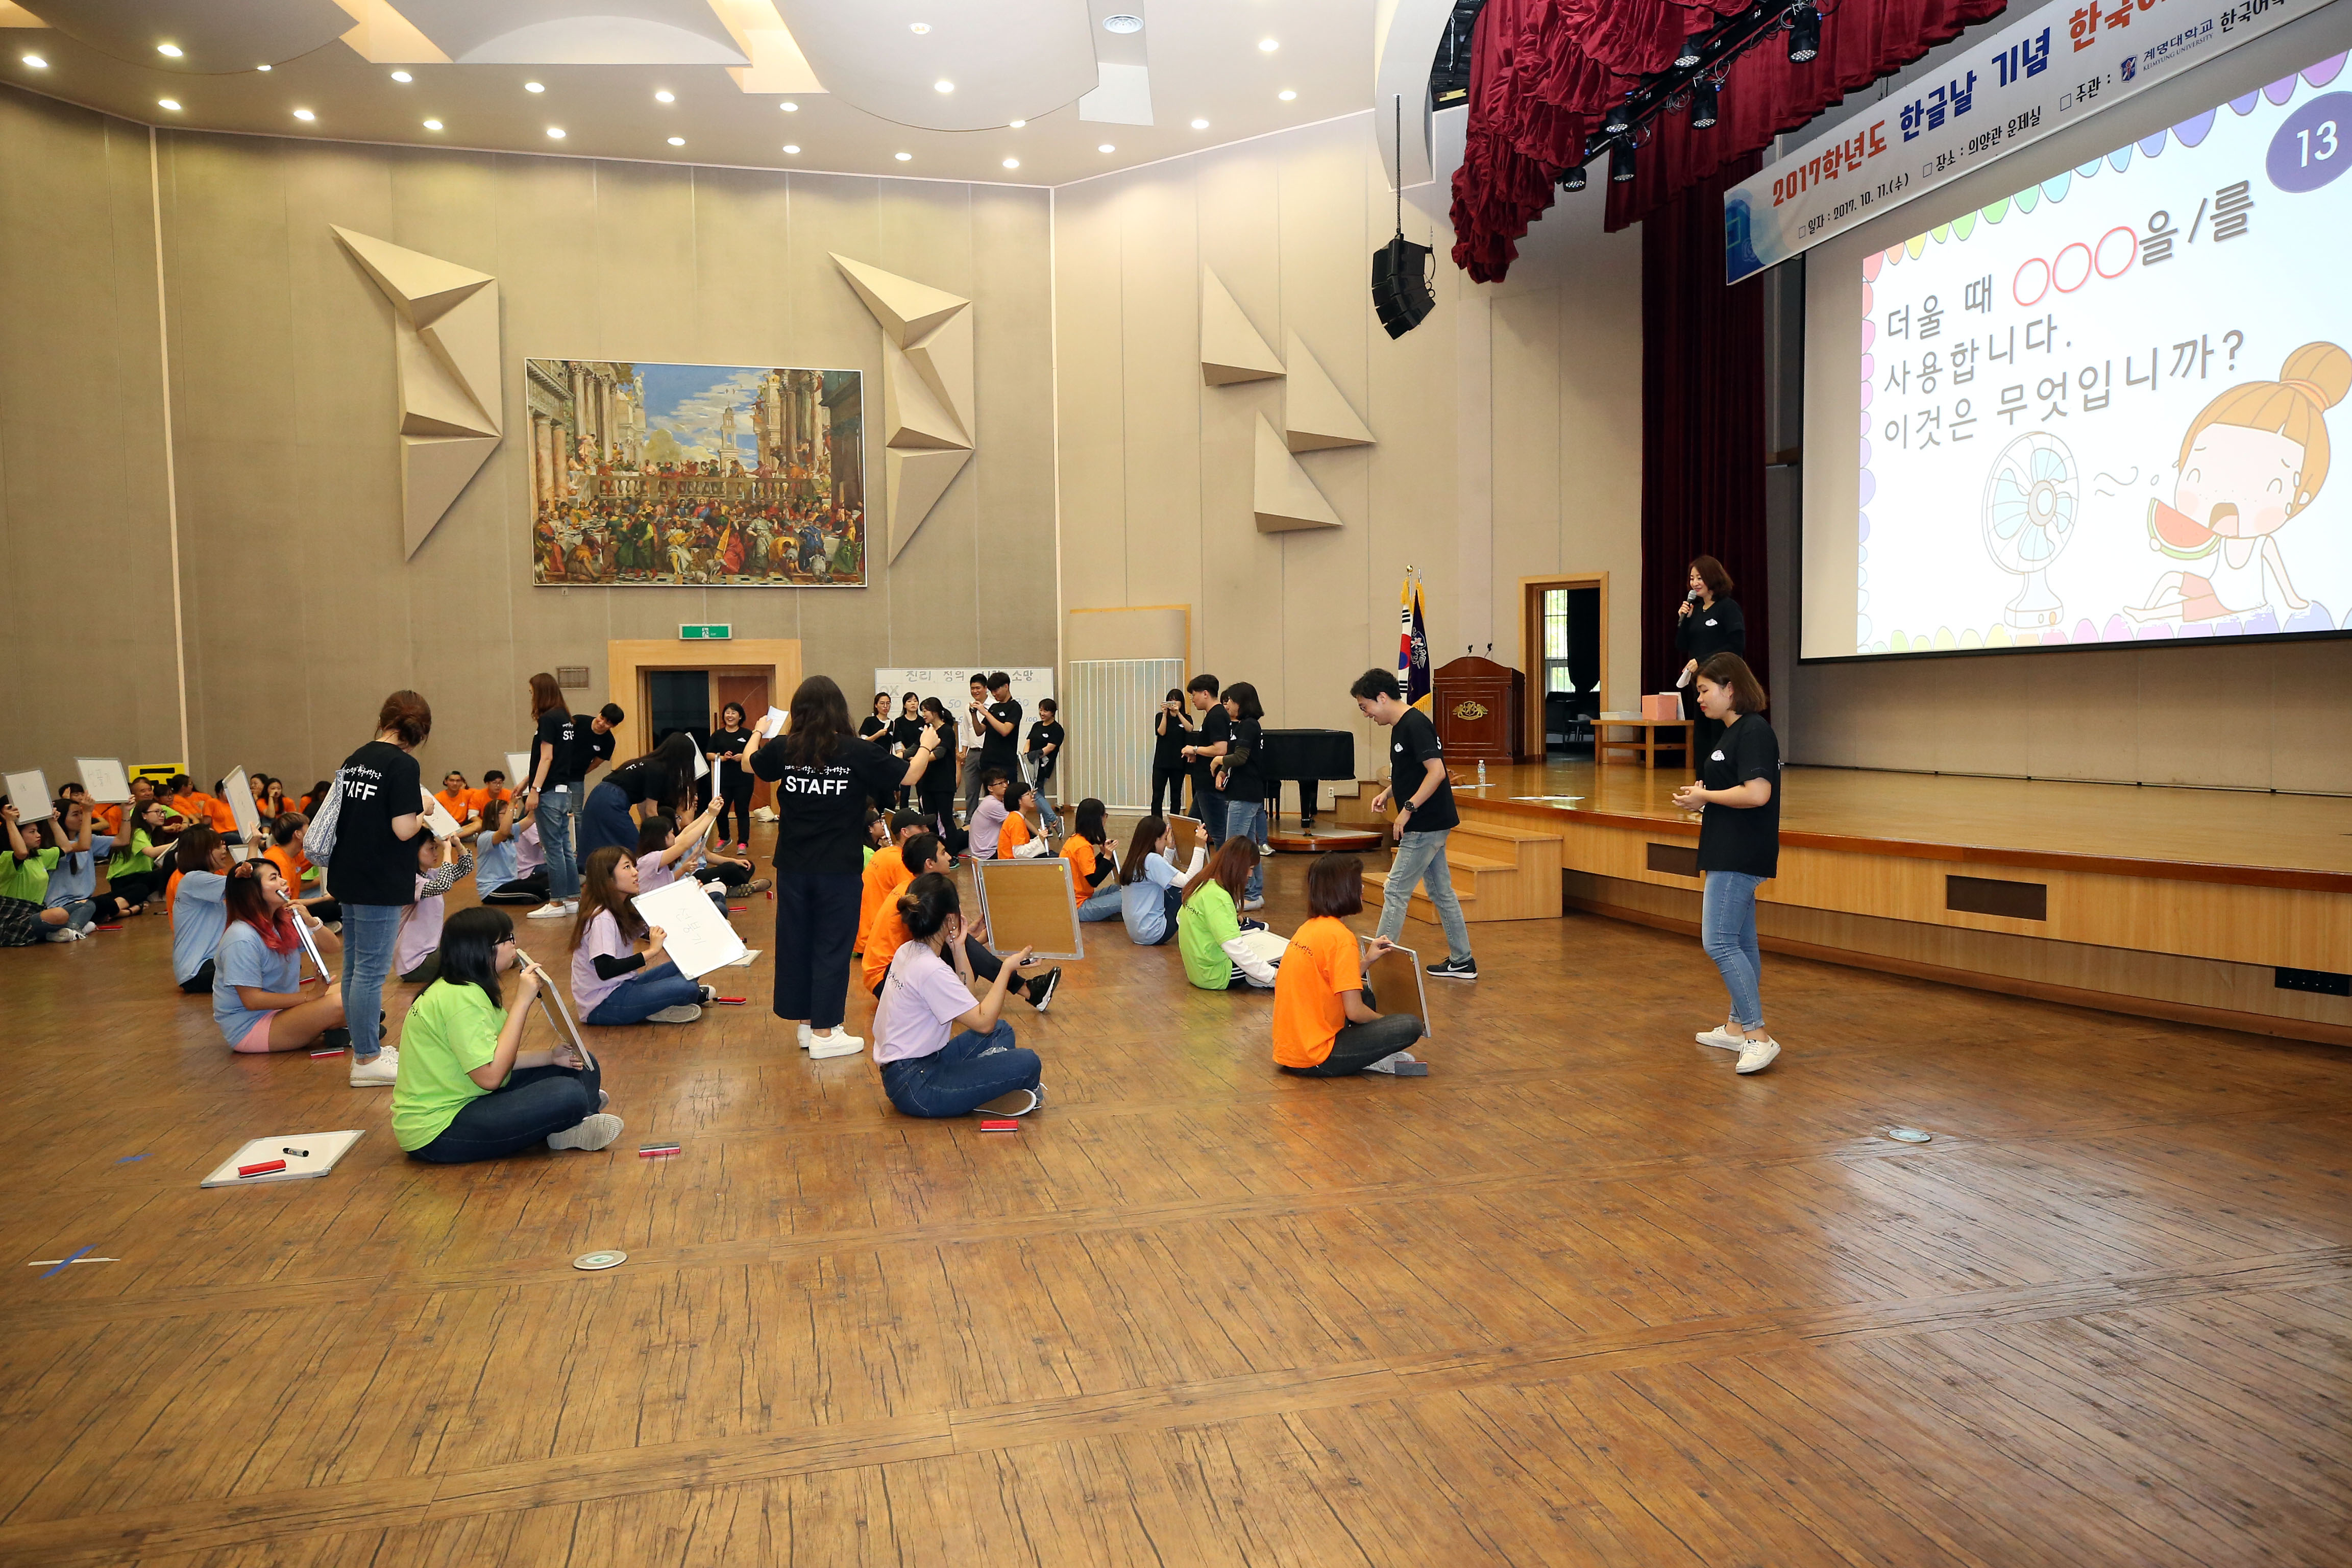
2 838 2348 1566
1446 758 2352 877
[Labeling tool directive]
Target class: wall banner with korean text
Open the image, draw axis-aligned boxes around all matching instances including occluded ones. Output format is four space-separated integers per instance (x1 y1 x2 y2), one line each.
1727 0 2317 284
1843 47 2352 658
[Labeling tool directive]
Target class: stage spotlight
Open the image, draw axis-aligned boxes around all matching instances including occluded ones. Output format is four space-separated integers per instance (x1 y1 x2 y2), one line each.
1675 30 1705 68
1690 79 1719 128
1609 139 1637 183
1559 163 1587 192
1603 101 1631 133
1787 5 1821 62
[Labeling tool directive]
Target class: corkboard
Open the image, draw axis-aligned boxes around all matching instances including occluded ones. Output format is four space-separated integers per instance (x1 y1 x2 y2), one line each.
972 856 1084 961
1167 814 1206 862
1364 942 1431 1041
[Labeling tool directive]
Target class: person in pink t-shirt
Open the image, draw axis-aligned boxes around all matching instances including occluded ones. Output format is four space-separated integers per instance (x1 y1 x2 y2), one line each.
396 835 474 985
567 846 708 1026
872 873 1043 1119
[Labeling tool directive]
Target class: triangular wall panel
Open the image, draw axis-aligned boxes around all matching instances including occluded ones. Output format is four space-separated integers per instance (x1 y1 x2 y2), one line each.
835 253 977 562
887 448 971 562
1201 267 1283 385
1252 413 1341 532
401 434 498 558
905 309 974 440
1282 330 1374 451
832 253 968 347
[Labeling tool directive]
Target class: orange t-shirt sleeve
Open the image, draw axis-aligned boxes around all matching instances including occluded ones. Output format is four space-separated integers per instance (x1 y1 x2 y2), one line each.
998 815 1032 856
857 846 905 947
207 797 238 834
1063 838 1095 880
862 906 909 991
1271 919 1358 1069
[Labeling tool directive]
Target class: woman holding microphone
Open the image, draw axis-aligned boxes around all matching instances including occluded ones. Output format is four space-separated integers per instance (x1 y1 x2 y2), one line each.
750 675 944 1058
1675 555 1746 763
1670 654 1782 1076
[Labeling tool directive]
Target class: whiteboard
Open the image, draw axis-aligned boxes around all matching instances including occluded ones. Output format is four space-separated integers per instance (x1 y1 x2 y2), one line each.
76 758 132 803
4 770 52 823
873 667 1054 753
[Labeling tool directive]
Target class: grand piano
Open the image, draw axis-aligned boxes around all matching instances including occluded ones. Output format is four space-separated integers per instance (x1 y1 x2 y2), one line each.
1257 728 1376 847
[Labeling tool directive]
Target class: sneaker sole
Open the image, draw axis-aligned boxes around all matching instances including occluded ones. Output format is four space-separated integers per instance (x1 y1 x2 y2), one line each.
1426 968 1478 981
1736 1044 1782 1074
809 1040 864 1059
1697 1033 1745 1050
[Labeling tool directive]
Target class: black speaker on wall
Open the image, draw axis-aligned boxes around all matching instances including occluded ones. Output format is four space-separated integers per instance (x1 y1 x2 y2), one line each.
1371 232 1434 339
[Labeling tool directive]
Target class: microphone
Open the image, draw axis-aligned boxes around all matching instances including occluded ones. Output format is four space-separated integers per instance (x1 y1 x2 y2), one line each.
1684 589 1701 602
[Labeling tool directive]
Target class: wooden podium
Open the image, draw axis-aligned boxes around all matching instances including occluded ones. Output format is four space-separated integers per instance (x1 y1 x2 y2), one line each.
1432 656 1525 764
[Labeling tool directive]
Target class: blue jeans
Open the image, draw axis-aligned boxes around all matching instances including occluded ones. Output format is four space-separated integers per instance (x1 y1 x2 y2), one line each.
585 958 703 1025
1701 870 1765 1029
1078 883 1122 922
338 902 402 1061
880 1020 1041 1117
1028 760 1063 832
579 780 639 861
536 785 581 900
1374 828 1473 964
1202 789 1228 846
1223 800 1266 901
408 1057 603 1162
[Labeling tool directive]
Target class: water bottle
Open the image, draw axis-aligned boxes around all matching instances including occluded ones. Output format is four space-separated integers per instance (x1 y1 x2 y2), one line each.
1477 759 1487 787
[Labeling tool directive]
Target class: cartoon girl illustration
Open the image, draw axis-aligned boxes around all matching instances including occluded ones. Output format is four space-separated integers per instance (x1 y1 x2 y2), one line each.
2127 341 2347 624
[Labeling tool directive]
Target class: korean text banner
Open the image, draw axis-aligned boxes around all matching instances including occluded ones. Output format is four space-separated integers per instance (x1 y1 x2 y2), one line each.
1839 50 2352 660
1727 0 2312 284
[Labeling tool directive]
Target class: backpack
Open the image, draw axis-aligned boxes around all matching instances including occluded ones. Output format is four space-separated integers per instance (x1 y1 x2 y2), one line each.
306 768 347 865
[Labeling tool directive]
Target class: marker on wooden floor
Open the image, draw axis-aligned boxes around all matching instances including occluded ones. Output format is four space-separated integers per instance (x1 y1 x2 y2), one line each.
711 995 746 1005
113 1153 149 1164
978 1119 1020 1133
237 1159 287 1178
310 1047 346 1058
37 1246 94 1279
639 1143 681 1158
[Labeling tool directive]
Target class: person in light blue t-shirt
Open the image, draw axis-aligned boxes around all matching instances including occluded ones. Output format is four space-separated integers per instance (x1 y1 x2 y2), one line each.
1115 816 1206 947
169 824 234 990
211 859 349 1053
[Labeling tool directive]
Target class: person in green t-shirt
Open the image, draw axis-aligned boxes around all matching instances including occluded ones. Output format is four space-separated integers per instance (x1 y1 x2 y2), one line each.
394 905 623 1162
0 804 75 946
1177 837 1282 992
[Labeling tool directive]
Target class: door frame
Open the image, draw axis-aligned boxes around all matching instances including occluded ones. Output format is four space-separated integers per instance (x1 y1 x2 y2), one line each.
1518 574 1608 759
604 639 802 766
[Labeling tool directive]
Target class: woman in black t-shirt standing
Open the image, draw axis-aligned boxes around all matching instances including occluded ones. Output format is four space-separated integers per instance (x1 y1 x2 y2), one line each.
326 689 433 1088
1215 681 1268 911
1674 555 1747 765
751 675 942 1057
1671 653 1782 1076
1150 688 1190 819
707 703 755 852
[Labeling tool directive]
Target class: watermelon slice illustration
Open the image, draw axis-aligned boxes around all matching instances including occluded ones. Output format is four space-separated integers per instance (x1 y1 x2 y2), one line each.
2147 499 2220 560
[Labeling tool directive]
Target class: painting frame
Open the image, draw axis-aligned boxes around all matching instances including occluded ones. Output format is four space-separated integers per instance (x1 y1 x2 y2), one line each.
525 357 868 589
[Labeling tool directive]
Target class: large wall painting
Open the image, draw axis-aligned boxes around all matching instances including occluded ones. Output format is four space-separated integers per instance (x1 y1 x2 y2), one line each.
526 359 867 587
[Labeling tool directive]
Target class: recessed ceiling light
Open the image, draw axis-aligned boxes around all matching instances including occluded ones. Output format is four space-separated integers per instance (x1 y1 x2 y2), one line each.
667 136 683 146
654 89 673 103
1097 143 1114 153
423 119 443 131
1104 13 1143 33
910 21 930 33
1009 119 1025 128
780 101 798 111
894 151 912 161
782 143 800 153
157 43 183 58
255 63 270 72
1190 117 1209 129
389 70 411 83
21 54 46 69
935 80 953 93
1259 38 1278 52
292 108 315 120
1278 89 1296 101
157 98 181 111
1002 157 1019 168
547 126 566 139
524 81 545 93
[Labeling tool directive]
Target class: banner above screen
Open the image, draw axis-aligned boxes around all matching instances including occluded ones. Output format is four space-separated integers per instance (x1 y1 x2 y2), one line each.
1727 0 2315 283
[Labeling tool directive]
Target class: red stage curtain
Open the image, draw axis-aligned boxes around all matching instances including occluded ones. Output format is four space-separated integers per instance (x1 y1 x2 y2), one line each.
1450 0 2010 282
1641 156 1768 699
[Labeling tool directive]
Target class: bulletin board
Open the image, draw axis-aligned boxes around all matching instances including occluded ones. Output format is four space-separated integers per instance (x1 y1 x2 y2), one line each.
972 856 1083 962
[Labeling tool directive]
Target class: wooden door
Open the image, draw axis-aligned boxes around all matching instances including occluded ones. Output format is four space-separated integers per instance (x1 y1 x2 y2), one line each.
714 670 772 808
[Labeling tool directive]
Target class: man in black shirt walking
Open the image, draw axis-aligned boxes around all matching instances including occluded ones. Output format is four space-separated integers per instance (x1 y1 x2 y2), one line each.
1351 669 1476 980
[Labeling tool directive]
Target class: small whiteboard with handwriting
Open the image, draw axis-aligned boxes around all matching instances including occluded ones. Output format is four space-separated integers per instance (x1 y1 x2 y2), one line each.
76 758 132 803
630 875 746 979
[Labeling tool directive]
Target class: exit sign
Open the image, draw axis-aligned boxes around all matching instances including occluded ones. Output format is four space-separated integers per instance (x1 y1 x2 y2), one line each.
678 624 732 642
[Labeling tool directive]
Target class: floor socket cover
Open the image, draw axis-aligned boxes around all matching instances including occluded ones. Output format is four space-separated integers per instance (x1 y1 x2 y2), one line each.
573 1250 628 1271
1887 1126 1932 1143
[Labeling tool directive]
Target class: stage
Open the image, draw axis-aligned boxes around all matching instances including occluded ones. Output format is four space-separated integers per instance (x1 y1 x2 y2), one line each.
1315 759 2352 1046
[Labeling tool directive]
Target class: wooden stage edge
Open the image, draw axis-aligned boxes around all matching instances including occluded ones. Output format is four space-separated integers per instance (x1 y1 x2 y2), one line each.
1307 761 2352 1046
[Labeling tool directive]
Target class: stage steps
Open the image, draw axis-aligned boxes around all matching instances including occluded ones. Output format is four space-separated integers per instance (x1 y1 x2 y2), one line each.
1358 815 1563 924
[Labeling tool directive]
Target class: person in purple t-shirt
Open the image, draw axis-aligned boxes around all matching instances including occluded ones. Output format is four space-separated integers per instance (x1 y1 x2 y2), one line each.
872 873 1044 1119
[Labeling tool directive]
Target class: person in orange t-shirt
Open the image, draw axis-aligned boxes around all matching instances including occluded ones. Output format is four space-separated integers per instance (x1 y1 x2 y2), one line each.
856 810 928 955
860 830 1056 1009
467 772 512 820
1271 853 1426 1076
995 782 1042 859
263 819 339 924
435 772 479 829
1060 799 1124 922
203 783 240 838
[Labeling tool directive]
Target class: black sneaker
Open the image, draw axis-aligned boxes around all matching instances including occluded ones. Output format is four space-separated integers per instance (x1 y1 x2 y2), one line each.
1028 966 1062 1013
1426 956 1478 981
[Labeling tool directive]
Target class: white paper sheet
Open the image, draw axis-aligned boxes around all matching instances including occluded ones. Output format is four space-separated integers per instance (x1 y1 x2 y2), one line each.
693 746 709 780
200 1129 364 1187
3 770 53 823
76 758 131 803
223 766 262 845
420 787 462 841
504 751 531 789
630 875 747 980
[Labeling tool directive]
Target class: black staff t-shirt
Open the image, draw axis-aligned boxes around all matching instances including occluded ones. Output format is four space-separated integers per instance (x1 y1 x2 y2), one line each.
1221 717 1265 804
888 716 924 757
1696 714 1781 878
533 709 581 787
982 699 1022 772
1389 708 1459 833
1154 706 1190 768
604 755 678 811
578 723 616 777
1026 720 1065 779
326 740 423 906
751 733 908 876
1193 706 1230 795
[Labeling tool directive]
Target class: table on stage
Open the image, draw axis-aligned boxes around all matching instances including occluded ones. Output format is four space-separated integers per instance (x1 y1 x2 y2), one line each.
1595 715 1693 770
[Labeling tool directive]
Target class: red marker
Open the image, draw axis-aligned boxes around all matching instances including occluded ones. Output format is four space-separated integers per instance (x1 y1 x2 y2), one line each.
978 1119 1019 1133
712 995 747 1005
237 1159 287 1178
310 1047 346 1058
638 1144 681 1158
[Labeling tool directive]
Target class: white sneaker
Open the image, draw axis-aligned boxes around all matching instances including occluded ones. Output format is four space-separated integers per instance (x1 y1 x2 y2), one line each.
975 1087 1040 1116
808 1030 864 1059
797 1021 813 1050
527 901 571 921
349 1046 399 1087
1735 1037 1781 1074
1256 842 1274 857
1696 1024 1745 1050
1240 896 1266 912
547 1113 623 1151
648 1003 702 1024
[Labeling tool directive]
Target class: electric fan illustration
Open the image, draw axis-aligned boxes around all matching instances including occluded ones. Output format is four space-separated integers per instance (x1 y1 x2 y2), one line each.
1981 433 2078 630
